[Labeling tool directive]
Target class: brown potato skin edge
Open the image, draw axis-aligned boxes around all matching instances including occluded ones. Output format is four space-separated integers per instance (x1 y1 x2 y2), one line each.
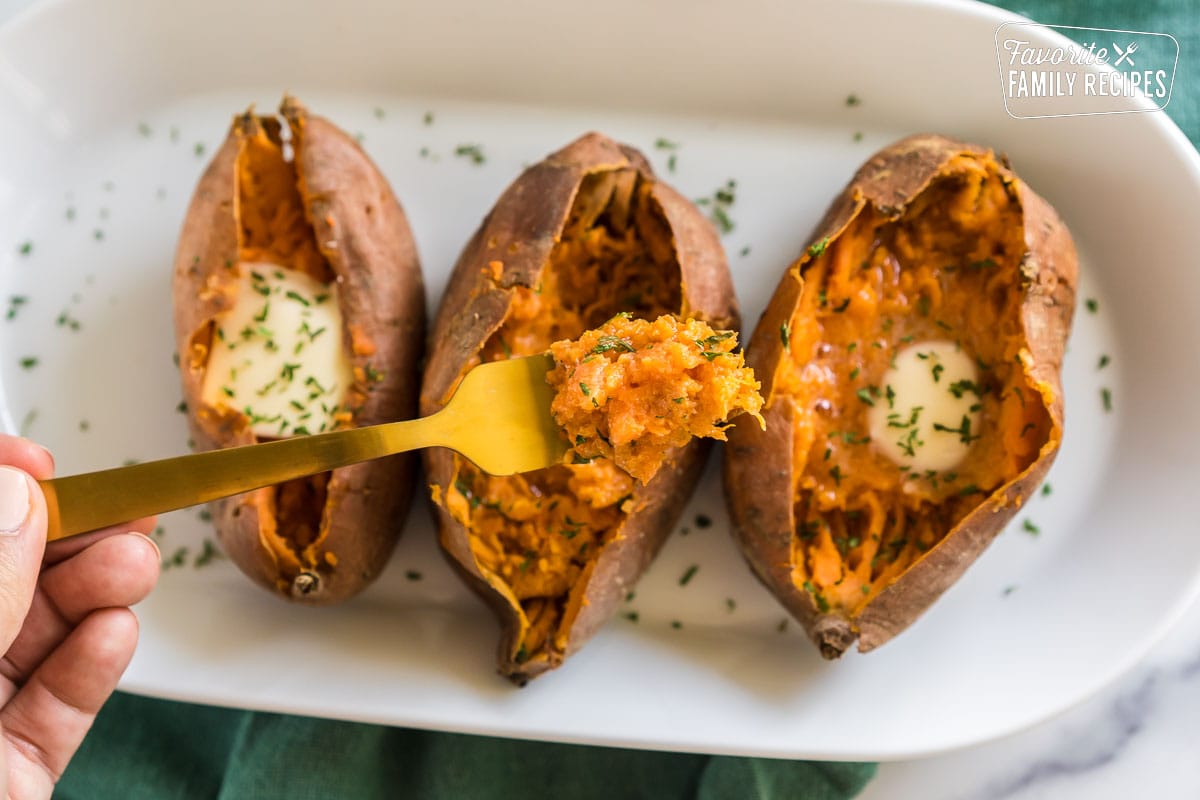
173 99 425 604
420 131 737 682
724 133 1078 658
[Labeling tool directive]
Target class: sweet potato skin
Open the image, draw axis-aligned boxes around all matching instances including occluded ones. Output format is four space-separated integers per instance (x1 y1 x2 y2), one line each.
173 97 425 604
420 132 737 682
724 133 1078 657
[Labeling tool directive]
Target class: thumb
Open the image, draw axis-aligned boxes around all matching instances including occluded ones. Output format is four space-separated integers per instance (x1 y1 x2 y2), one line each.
0 466 47 654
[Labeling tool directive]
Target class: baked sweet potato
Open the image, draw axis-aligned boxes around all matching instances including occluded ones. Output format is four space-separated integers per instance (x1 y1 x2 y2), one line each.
173 96 425 604
724 133 1077 658
421 132 741 682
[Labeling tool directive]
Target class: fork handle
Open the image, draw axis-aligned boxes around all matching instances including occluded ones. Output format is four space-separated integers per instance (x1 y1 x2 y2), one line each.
39 415 445 541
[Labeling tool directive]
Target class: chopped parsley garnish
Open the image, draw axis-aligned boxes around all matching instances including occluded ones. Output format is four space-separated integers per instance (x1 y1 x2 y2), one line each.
695 514 712 529
194 142 206 157
695 179 737 234
802 580 831 612
1022 519 1041 536
829 465 843 486
832 297 851 313
958 484 982 496
932 414 980 444
845 94 861 107
6 296 28 321
807 238 829 257
948 379 982 399
856 387 876 406
622 611 640 623
780 322 791 350
679 565 699 586
726 598 737 612
285 290 310 306
1101 387 1113 412
579 382 591 397
590 335 635 355
1085 298 1099 313
18 356 38 370
1097 354 1110 370
968 258 997 270
1041 483 1052 497
193 538 223 568
931 363 945 382
454 144 486 165
17 241 32 256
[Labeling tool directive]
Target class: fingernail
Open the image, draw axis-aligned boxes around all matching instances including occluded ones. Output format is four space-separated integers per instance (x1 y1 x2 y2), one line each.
0 467 31 535
132 531 161 560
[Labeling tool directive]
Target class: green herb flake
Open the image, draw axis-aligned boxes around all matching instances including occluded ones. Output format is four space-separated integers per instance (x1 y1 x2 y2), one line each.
670 620 683 630
679 564 699 586
5 295 28 321
856 387 875 407
454 143 486 165
1086 298 1099 314
193 538 224 568
1101 387 1113 412
726 598 737 612
16 241 32 257
194 142 206 158
1041 483 1053 497
1022 519 1041 536
780 322 791 350
622 611 640 624
590 335 635 355
807 238 829 258
1097 354 1110 370
285 290 310 307
18 356 38 370
845 93 861 107
405 570 423 581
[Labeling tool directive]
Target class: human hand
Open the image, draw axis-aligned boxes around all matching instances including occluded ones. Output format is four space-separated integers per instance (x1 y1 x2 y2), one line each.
0 435 160 799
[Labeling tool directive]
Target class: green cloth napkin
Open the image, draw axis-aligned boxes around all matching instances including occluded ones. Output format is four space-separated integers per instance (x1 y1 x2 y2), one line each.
56 693 875 800
53 2 1197 799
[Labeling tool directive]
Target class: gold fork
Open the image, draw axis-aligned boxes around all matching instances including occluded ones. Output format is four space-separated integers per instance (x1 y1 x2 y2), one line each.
40 354 566 541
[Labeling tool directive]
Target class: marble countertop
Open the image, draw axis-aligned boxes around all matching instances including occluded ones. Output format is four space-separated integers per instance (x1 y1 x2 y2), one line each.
859 599 1200 799
2 1 1193 796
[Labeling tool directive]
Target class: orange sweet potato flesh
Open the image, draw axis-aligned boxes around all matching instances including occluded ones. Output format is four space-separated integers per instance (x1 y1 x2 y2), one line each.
173 97 425 604
549 314 763 483
421 132 739 683
724 134 1077 658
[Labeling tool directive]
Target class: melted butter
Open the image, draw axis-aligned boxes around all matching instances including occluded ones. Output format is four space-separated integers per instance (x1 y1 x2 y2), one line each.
201 262 352 438
868 341 981 472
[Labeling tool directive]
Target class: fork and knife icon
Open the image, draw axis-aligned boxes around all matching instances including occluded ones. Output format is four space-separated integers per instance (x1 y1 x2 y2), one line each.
1113 42 1138 67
